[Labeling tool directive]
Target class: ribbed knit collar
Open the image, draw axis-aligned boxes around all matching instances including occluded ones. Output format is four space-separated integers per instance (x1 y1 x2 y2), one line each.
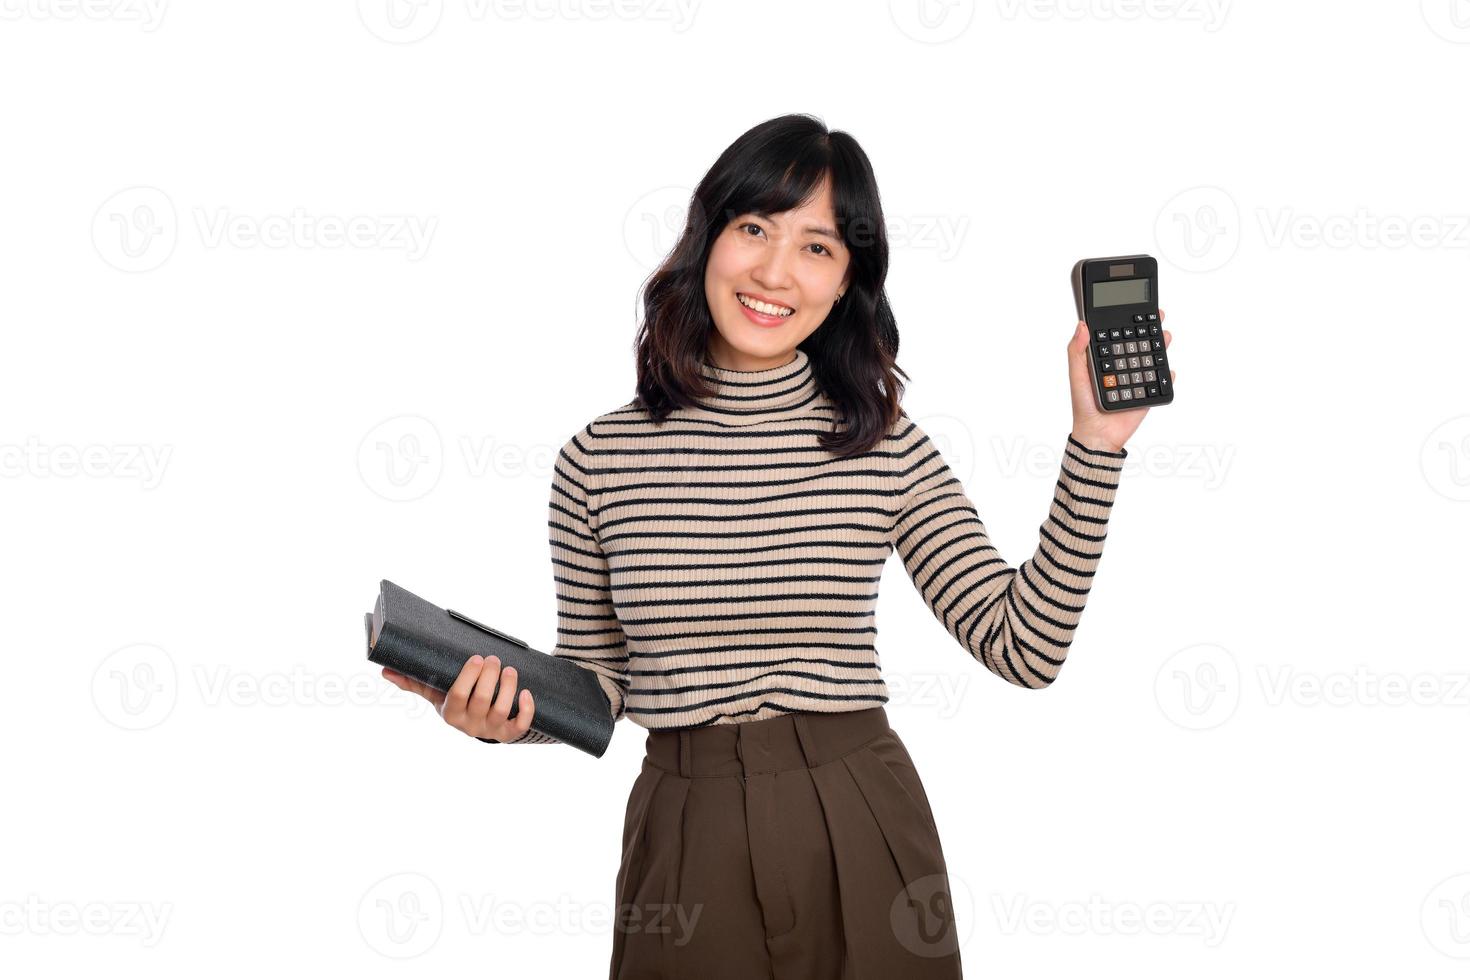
694 348 820 418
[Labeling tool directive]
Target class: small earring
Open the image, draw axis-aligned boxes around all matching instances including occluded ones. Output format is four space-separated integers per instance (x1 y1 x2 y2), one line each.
835 292 844 303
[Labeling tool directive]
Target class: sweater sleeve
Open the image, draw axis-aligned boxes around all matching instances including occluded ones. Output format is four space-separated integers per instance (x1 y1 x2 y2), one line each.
480 429 631 745
888 417 1125 688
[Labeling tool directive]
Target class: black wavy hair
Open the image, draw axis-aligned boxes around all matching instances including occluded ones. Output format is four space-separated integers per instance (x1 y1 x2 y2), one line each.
631 113 906 459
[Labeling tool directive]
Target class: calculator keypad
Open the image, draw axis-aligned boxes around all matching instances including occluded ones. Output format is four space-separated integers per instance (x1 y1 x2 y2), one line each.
1094 315 1168 406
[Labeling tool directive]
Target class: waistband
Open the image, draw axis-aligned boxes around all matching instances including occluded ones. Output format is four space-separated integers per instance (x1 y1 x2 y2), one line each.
643 706 891 778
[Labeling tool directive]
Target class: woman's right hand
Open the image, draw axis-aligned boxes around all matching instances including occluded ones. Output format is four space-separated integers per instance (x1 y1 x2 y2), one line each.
381 655 536 743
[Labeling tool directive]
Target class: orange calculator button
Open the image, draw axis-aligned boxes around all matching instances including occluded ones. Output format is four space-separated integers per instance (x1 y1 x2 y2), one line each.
1102 374 1117 388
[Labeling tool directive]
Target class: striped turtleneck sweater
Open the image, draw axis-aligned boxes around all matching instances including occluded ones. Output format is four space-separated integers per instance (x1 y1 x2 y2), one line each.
494 347 1126 744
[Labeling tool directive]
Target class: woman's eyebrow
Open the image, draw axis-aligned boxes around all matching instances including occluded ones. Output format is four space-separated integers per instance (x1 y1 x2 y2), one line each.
749 209 840 242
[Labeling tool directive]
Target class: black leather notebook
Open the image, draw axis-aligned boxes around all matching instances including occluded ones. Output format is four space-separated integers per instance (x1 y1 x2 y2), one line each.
365 579 614 758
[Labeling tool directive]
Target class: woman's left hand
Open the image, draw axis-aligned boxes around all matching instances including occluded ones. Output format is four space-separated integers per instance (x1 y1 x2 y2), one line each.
1067 309 1173 454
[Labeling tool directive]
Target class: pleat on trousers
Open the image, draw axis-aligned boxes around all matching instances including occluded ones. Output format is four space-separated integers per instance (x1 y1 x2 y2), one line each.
608 705 963 979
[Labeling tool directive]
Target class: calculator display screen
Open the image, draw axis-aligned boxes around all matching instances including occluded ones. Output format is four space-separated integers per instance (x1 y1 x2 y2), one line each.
1093 278 1150 307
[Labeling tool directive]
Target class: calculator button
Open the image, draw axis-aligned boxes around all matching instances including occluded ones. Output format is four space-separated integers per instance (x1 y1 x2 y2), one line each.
1151 339 1164 352
1131 372 1143 384
1143 369 1156 382
1100 359 1115 372
1141 354 1153 367
1105 389 1119 403
1133 386 1145 399
1123 326 1136 338
1119 387 1132 400
1147 384 1160 397
1128 356 1141 369
1094 329 1109 341
1146 312 1159 322
1097 343 1112 356
1133 314 1145 323
1124 341 1138 354
1111 343 1124 355
1148 323 1161 336
1102 374 1117 388
1109 329 1122 340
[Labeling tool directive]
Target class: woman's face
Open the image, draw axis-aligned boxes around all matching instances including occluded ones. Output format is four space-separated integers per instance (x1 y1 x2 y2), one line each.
702 176 850 371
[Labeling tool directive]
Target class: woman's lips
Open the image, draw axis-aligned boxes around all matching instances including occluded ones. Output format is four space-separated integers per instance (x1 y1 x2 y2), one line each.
736 293 792 328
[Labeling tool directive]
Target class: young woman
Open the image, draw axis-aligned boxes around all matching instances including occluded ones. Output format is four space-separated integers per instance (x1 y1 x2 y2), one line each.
383 113 1170 978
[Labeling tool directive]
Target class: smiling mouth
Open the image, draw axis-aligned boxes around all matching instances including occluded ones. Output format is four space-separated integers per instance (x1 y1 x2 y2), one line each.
736 292 795 318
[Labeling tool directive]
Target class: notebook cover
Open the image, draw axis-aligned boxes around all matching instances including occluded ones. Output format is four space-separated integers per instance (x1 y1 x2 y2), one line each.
365 579 613 757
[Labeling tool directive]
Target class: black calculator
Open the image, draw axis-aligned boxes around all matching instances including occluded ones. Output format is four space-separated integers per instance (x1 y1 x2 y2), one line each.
1071 254 1173 412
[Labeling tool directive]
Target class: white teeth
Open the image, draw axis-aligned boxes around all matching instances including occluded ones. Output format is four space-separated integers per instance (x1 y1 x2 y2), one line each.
737 292 793 317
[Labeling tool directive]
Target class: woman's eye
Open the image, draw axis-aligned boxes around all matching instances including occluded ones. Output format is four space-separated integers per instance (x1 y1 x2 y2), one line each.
741 222 764 237
808 243 831 256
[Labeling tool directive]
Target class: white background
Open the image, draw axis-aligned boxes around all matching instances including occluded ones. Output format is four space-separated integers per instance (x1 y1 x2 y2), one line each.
4 1 1468 976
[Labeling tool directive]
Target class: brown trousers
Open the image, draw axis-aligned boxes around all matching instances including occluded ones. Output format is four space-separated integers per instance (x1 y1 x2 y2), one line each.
609 706 963 979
